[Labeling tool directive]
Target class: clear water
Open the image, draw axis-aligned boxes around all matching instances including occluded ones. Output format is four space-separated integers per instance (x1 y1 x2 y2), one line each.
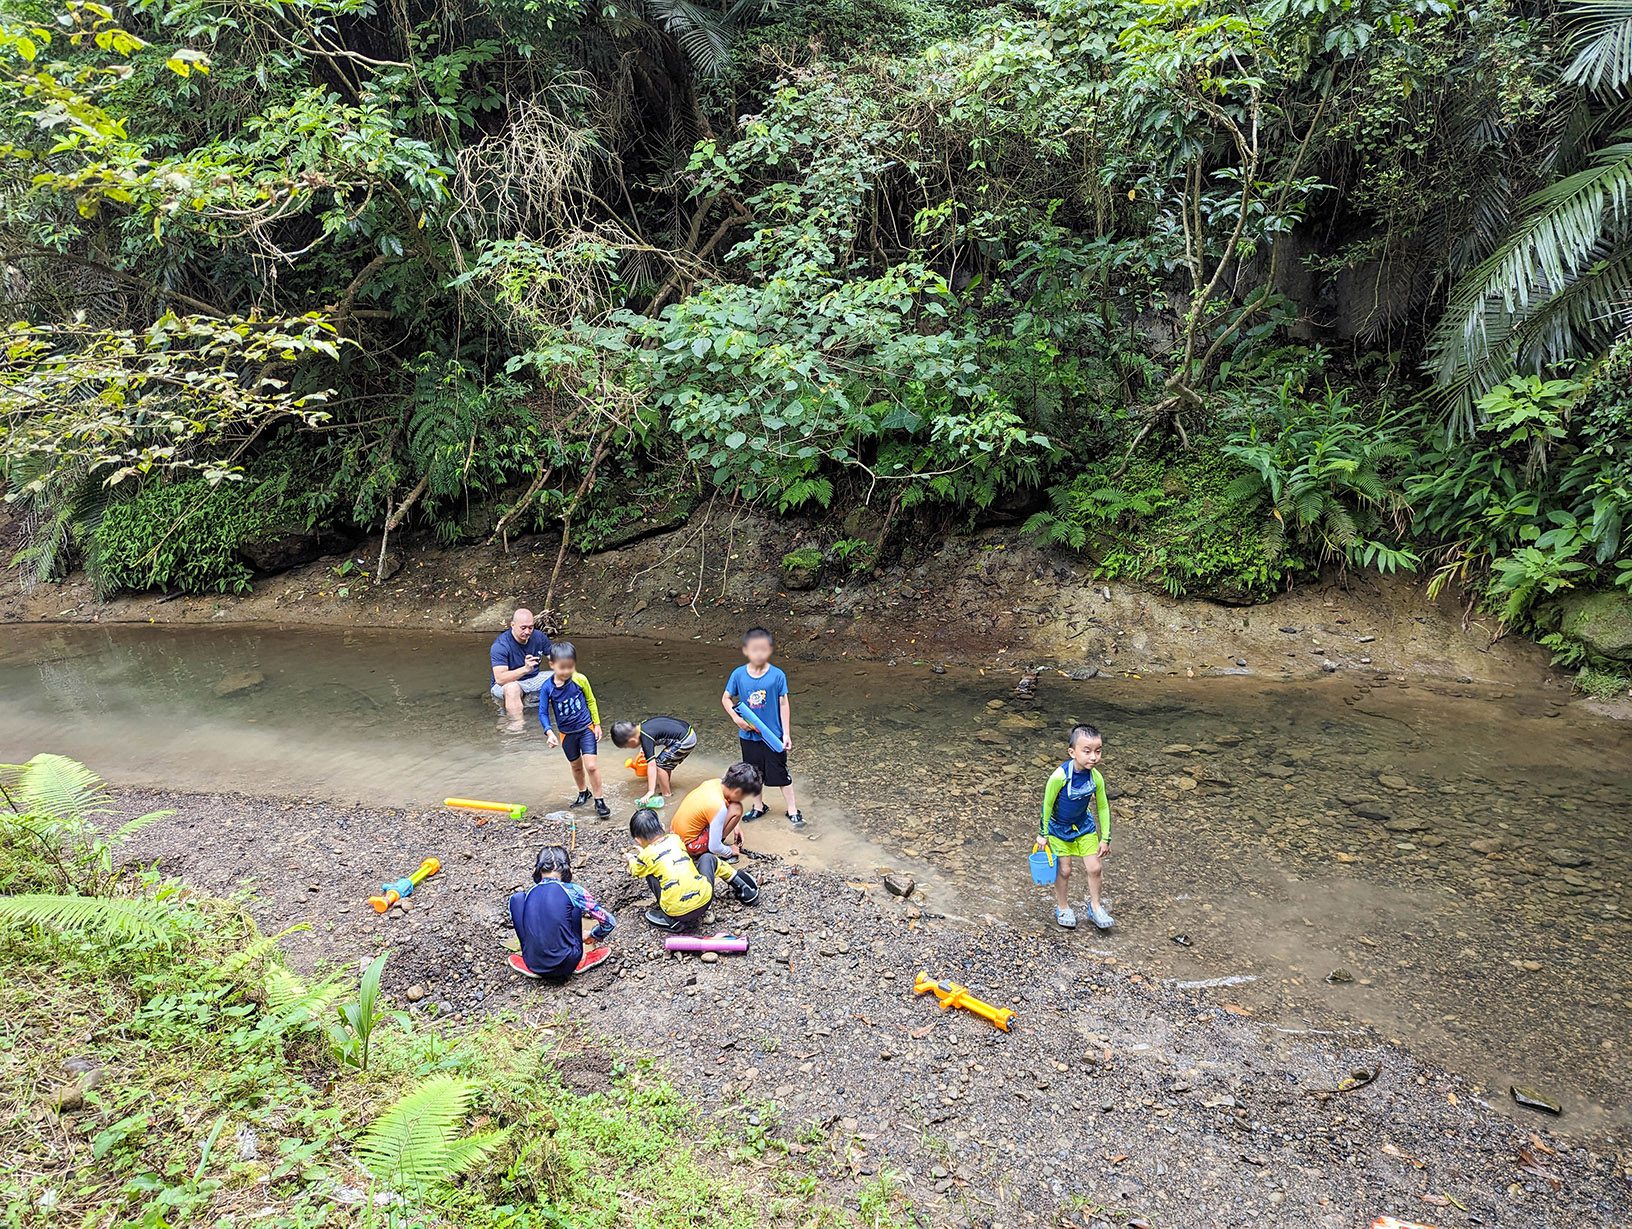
2 623 1628 1134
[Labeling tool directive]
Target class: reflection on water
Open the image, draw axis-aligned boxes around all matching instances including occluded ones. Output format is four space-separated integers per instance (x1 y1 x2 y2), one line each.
2 623 1629 1134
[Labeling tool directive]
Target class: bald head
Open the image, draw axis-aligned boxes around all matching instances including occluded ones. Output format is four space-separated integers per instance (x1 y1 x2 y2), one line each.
510 609 536 642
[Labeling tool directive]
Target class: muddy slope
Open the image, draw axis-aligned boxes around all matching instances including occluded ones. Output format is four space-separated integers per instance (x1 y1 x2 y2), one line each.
0 510 1571 693
117 788 1630 1229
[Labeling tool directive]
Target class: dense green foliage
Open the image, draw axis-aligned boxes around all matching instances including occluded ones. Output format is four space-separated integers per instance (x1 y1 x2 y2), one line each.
0 755 912 1228
0 0 1628 677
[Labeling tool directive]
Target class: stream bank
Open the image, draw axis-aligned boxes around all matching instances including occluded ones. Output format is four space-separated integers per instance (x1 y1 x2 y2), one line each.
111 784 1630 1228
0 509 1598 701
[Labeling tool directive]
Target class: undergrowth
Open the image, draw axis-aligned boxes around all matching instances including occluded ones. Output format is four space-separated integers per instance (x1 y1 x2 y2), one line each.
0 754 909 1229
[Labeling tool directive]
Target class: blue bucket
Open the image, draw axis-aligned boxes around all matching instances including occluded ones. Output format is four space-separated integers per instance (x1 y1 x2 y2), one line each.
1028 848 1057 886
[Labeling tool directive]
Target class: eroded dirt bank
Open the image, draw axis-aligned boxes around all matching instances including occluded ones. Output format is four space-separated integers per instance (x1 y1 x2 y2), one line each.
0 511 1580 697
114 787 1631 1229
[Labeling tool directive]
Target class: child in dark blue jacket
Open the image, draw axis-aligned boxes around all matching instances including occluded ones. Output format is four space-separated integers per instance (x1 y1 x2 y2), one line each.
508 845 616 981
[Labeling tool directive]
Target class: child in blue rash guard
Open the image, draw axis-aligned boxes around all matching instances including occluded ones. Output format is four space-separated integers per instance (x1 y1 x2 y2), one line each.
508 845 616 981
721 626 803 826
539 642 610 817
1034 723 1114 931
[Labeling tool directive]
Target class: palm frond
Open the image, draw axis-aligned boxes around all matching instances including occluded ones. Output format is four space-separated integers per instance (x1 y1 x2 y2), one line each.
355 1076 510 1192
1564 0 1632 93
646 0 732 76
1429 134 1632 428
0 754 112 823
0 893 185 942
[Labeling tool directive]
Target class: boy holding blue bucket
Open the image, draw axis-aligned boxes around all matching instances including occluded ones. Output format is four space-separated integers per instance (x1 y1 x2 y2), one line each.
1034 723 1113 930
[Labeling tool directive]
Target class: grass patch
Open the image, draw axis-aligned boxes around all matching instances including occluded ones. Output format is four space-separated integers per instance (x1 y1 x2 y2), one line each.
0 756 913 1229
1576 665 1632 700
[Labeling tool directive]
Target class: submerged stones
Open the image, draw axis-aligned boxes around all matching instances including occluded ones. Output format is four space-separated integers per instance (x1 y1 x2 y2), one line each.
213 670 266 697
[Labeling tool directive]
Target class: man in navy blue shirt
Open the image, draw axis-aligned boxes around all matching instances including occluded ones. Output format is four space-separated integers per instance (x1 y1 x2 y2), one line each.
490 608 551 730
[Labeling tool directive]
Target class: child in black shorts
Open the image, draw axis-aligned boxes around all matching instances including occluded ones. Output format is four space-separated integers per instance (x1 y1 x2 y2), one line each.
609 715 697 803
721 626 803 826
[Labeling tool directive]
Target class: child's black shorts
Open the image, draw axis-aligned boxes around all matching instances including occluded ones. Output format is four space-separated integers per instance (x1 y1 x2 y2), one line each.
739 735 792 787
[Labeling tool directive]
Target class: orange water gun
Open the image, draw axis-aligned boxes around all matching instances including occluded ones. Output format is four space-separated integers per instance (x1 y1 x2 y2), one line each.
914 971 1016 1032
369 857 440 913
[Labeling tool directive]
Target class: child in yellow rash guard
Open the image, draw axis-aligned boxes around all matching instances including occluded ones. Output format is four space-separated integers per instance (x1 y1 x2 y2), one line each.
1034 723 1114 931
626 807 738 931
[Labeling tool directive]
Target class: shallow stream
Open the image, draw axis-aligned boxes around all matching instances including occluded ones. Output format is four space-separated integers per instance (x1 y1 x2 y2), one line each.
2 623 1628 1135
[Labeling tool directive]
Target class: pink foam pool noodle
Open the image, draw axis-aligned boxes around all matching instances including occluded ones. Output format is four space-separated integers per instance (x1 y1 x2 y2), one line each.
664 934 749 955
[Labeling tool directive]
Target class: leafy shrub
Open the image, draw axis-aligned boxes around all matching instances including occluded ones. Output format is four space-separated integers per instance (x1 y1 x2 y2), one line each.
1223 385 1418 575
92 475 291 595
1027 446 1293 599
1409 358 1632 632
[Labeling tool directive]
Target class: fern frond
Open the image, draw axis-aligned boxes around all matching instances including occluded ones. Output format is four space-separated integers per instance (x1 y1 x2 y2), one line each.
356 1076 509 1191
112 810 172 843
259 965 345 1034
3 754 112 823
1326 506 1361 549
0 893 184 942
208 923 311 985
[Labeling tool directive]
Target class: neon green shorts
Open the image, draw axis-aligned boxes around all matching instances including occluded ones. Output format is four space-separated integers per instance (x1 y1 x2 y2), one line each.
1045 831 1100 858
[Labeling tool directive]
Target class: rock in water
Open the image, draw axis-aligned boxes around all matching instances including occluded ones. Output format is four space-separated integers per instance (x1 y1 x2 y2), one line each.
213 670 266 697
1547 849 1592 868
1346 800 1393 821
1510 1085 1562 1115
883 873 916 898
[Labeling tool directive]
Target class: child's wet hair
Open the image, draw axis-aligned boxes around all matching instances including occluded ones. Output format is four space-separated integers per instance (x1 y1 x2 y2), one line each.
1069 723 1102 747
629 807 665 841
548 641 577 664
742 626 773 646
610 720 638 748
532 844 573 883
722 761 764 795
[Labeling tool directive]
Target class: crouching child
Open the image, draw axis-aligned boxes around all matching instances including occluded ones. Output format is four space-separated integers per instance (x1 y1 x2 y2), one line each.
625 806 759 932
508 844 616 980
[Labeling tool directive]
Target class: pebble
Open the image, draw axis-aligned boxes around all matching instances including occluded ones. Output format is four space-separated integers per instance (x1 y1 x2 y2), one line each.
1510 1085 1562 1114
701 951 719 964
406 983 426 1002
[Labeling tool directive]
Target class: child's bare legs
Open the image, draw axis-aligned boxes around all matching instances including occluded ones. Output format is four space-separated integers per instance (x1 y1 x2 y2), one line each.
656 766 673 797
780 783 798 816
581 753 604 798
1054 854 1072 911
1082 852 1104 912
568 757 587 793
